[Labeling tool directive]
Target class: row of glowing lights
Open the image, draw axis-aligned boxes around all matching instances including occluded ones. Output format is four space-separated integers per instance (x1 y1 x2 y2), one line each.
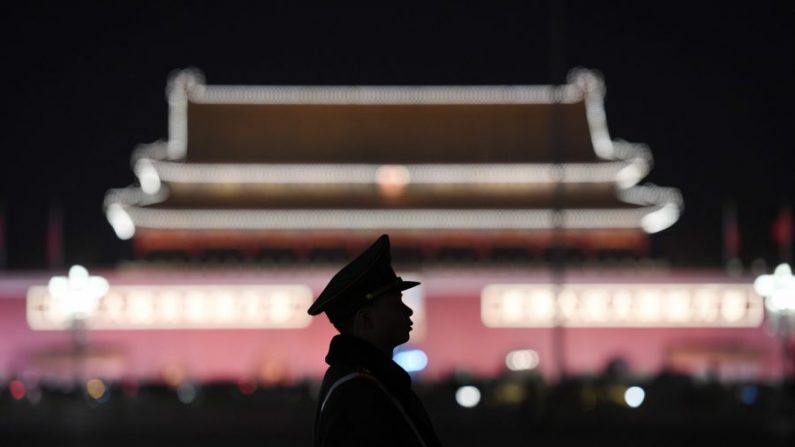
171 68 589 105
29 265 794 331
3 349 519 404
6 349 648 409
30 267 316 329
136 160 641 191
7 383 649 411
7 377 198 405
30 288 312 328
482 286 763 327
108 206 670 240
191 84 582 104
32 284 759 330
8 378 111 403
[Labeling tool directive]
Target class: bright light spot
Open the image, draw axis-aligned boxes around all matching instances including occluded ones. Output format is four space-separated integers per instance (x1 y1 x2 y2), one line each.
558 289 579 320
185 291 209 323
135 159 162 194
665 290 691 322
128 291 155 324
241 292 267 322
581 290 610 322
500 290 526 323
721 290 747 322
163 364 186 388
641 203 680 233
455 385 481 408
177 382 197 404
159 291 181 323
106 203 136 240
48 265 109 320
268 293 294 323
529 289 555 320
754 263 795 313
505 349 539 371
612 290 633 320
693 289 719 321
70 266 89 287
258 360 288 385
615 161 646 188
375 164 411 197
10 379 26 400
393 349 428 373
636 290 661 322
215 291 237 322
86 378 106 400
624 386 645 408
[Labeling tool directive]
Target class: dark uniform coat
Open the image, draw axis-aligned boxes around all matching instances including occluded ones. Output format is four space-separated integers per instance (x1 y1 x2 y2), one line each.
314 333 442 447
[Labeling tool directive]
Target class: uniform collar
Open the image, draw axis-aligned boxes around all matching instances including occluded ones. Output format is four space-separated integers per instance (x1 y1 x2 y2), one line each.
325 333 412 394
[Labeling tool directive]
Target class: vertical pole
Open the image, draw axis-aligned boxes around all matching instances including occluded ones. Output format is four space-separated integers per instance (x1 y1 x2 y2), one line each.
781 316 792 380
71 318 88 386
548 0 568 382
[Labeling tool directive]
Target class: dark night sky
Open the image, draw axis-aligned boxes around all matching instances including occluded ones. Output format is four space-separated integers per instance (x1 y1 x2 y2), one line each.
0 2 792 270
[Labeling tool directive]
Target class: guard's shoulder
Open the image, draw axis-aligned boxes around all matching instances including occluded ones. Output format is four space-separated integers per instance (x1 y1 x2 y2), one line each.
325 372 392 408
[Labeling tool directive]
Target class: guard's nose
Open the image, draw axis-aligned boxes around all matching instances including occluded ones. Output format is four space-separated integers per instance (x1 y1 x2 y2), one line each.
403 302 413 317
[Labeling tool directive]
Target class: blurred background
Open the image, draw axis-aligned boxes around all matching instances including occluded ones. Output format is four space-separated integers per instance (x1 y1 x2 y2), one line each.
0 2 793 446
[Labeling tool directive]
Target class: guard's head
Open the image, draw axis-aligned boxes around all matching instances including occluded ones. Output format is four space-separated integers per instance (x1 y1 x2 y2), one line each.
307 234 419 333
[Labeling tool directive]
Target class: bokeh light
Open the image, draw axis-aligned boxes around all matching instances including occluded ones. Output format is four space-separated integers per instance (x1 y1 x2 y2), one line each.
86 378 107 400
505 349 539 371
455 386 481 408
10 379 26 401
624 386 645 408
393 348 428 373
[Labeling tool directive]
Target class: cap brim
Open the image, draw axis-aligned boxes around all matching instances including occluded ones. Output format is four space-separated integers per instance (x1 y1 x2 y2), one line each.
307 295 332 316
398 280 421 291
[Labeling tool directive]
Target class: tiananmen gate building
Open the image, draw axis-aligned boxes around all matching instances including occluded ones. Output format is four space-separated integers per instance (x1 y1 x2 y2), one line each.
1 69 786 386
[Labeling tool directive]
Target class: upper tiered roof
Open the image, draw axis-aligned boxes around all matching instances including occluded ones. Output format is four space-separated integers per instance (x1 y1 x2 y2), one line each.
104 68 682 259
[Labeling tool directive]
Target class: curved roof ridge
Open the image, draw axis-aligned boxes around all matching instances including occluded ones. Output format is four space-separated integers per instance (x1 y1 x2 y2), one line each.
618 184 684 233
568 69 654 176
168 68 582 106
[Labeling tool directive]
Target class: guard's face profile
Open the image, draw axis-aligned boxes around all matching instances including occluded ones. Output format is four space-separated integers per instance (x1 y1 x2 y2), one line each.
307 234 420 351
352 291 414 353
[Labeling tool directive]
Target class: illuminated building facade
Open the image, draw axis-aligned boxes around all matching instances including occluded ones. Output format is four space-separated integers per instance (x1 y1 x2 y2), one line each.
0 69 782 385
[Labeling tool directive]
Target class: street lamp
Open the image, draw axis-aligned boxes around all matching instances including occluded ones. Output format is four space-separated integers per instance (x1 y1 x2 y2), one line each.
754 263 795 378
48 265 109 380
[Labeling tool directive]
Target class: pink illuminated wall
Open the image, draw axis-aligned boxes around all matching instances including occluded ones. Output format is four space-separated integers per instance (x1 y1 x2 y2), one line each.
0 268 785 383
